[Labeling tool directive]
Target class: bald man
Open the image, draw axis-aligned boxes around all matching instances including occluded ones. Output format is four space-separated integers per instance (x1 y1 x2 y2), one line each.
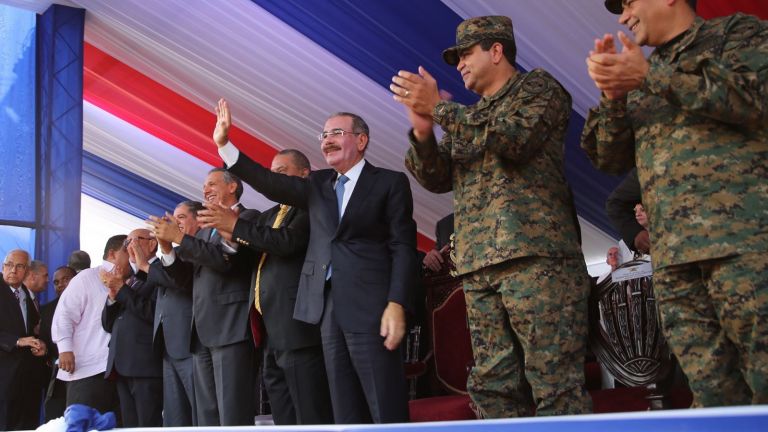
101 229 163 427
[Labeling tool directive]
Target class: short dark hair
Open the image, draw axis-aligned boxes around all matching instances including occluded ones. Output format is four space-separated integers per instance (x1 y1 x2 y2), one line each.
176 200 204 217
28 260 47 274
208 168 244 200
277 149 311 172
67 250 91 272
54 266 77 278
103 235 128 260
479 38 516 67
328 112 370 142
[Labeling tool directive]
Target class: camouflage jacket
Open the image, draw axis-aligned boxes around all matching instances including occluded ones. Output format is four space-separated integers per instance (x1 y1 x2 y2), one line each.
581 14 768 269
406 69 583 275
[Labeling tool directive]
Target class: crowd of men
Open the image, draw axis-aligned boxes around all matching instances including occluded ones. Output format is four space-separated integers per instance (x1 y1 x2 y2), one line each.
1 0 765 428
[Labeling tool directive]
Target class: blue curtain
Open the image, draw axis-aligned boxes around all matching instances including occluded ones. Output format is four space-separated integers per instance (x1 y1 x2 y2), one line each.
82 152 187 221
0 6 37 262
35 5 85 304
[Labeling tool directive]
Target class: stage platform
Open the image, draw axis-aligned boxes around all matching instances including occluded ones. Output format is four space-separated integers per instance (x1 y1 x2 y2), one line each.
95 406 767 432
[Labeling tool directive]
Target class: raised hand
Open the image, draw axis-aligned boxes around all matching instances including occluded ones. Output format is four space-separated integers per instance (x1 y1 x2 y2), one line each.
391 67 448 142
213 98 232 147
148 214 184 245
586 31 649 99
129 240 150 273
100 266 126 300
197 202 239 235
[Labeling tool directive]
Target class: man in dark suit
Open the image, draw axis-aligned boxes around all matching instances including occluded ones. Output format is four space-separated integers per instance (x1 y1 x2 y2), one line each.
149 169 260 426
422 213 454 272
1 249 48 430
101 229 163 427
605 168 649 254
213 99 417 423
39 265 75 421
149 200 200 426
199 149 333 425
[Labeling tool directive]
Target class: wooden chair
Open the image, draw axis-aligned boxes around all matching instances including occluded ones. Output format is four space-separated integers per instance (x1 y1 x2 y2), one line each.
408 249 478 421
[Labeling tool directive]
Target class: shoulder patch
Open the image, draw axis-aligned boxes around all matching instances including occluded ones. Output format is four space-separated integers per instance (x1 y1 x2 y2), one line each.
522 75 548 95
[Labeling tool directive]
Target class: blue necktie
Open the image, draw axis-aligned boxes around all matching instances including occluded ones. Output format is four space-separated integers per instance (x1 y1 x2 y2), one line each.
335 175 349 221
327 175 350 280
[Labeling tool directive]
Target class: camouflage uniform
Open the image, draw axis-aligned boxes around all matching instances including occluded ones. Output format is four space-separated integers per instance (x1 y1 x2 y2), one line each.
406 16 592 417
581 14 768 406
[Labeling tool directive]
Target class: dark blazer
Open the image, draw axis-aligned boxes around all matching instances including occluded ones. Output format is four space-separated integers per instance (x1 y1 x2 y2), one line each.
0 279 39 429
605 168 644 252
39 298 59 361
229 155 418 334
166 209 261 348
148 254 193 360
102 263 162 378
231 204 321 351
434 213 454 250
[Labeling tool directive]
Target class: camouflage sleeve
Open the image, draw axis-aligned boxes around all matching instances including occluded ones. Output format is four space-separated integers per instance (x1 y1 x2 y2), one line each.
643 15 768 129
433 72 571 163
404 129 453 194
580 95 636 175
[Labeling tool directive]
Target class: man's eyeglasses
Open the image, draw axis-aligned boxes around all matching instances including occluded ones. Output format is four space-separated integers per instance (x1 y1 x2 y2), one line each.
123 236 153 248
2 262 27 272
317 129 362 142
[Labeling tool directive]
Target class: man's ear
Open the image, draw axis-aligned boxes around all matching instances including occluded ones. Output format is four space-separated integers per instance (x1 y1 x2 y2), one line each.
357 134 369 153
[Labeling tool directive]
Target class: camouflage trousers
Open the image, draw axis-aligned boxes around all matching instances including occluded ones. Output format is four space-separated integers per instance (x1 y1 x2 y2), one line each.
463 256 592 418
654 252 768 406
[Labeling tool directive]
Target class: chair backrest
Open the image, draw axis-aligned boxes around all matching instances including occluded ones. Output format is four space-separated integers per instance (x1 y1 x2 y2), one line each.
423 250 474 394
588 259 673 387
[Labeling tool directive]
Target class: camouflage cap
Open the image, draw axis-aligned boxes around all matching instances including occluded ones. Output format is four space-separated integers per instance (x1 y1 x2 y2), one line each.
604 0 696 14
442 16 515 66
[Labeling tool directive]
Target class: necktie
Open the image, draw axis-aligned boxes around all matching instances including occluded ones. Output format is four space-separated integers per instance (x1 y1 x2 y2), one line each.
33 297 39 312
13 288 27 329
209 228 218 241
327 175 349 280
335 175 349 221
254 205 291 313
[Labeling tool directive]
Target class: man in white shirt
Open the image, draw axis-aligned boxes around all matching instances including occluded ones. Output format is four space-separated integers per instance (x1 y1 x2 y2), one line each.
52 235 129 415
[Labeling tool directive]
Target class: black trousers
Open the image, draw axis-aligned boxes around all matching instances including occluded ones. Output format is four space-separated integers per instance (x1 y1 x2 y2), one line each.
116 376 162 427
320 290 409 423
65 373 119 418
263 343 333 425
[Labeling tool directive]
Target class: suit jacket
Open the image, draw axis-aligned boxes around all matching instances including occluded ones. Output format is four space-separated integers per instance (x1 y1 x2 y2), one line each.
0 279 39 402
166 208 261 348
229 155 418 334
605 168 644 252
39 298 59 361
231 204 321 351
102 263 162 378
148 253 193 360
434 213 454 250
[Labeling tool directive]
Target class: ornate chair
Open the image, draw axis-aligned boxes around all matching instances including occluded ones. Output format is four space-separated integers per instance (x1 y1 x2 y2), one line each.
587 259 689 411
408 248 478 421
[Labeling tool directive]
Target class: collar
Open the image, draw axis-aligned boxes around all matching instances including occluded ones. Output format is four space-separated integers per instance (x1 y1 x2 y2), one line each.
653 16 704 61
337 158 366 184
477 73 519 109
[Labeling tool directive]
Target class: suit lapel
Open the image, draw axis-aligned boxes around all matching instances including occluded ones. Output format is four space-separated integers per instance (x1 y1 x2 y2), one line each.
3 286 26 333
339 162 377 229
320 170 340 223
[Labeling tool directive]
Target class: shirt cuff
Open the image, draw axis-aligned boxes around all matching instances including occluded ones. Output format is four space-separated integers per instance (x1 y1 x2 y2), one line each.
160 249 176 266
218 141 240 168
220 239 238 254
57 338 73 353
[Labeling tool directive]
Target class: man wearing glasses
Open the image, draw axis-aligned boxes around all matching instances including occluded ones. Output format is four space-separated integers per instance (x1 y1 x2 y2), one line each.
100 229 163 427
1 249 47 430
52 235 127 420
212 99 417 424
